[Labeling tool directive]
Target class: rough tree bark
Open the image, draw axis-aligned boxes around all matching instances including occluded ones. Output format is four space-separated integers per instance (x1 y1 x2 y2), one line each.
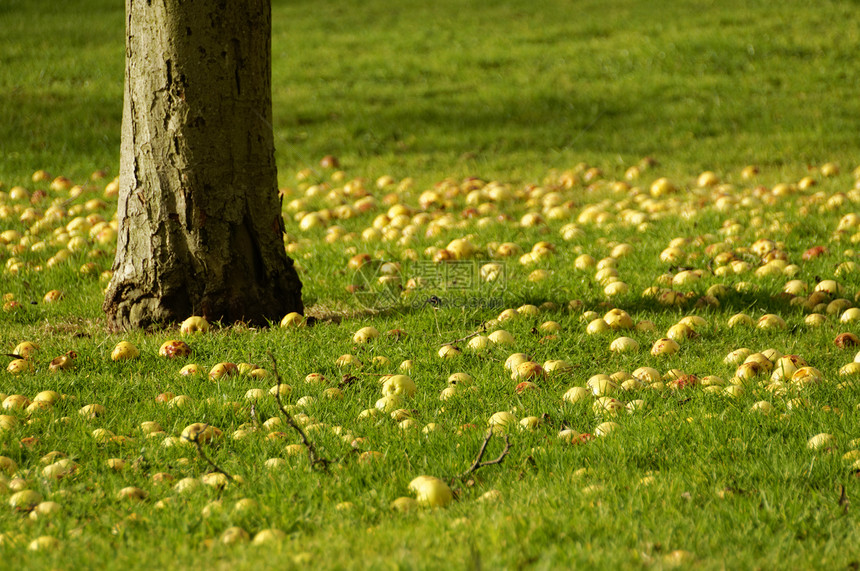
104 0 302 329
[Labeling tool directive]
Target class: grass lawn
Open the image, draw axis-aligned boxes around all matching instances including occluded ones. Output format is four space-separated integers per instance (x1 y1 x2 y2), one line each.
3 0 860 568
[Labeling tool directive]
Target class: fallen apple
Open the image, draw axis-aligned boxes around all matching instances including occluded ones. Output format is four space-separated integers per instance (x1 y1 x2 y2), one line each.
562 386 591 404
594 421 620 436
488 411 517 434
111 341 140 361
180 315 210 334
27 536 60 552
6 359 33 374
253 529 286 545
209 362 238 380
159 339 191 358
353 326 380 343
79 403 106 418
2 394 30 410
512 361 546 381
382 374 417 397
390 496 419 512
488 330 515 345
438 344 461 358
181 423 222 443
220 526 250 545
651 338 680 356
280 312 305 327
408 475 453 508
592 396 624 415
609 336 640 353
807 433 836 451
13 341 38 359
9 489 42 510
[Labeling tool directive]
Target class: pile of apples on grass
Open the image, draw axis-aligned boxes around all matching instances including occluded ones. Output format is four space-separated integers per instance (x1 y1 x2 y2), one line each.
5 161 860 549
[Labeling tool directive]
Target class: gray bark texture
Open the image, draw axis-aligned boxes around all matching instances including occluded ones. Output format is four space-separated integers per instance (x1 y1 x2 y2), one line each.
104 0 302 329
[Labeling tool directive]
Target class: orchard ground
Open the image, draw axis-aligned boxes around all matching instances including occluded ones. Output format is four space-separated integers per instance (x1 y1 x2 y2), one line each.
4 0 860 569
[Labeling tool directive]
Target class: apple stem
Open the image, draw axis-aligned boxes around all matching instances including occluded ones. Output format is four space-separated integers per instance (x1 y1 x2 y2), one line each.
268 351 331 471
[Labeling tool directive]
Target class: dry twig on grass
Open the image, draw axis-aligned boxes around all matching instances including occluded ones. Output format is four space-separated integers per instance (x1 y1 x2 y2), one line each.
443 330 483 347
182 425 233 481
268 351 331 471
454 430 512 481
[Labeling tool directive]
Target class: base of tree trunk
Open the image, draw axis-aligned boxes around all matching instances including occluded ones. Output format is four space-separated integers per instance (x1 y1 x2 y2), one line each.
103 256 303 331
104 0 303 330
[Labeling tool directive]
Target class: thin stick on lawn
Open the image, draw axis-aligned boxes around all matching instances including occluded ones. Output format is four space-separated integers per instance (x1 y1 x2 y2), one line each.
268 351 330 471
455 430 512 481
443 330 483 347
182 424 233 480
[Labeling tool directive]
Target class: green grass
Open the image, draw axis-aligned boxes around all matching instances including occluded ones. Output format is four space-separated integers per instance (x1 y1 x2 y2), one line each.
3 0 860 185
3 0 860 569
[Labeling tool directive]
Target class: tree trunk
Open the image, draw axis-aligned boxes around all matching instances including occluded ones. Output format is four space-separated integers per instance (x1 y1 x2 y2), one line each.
104 0 302 329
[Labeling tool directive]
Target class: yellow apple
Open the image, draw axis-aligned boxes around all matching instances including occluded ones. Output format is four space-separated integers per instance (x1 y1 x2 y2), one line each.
180 315 210 334
280 312 305 327
438 345 461 358
6 359 33 374
382 375 417 397
209 362 238 380
13 341 38 359
9 489 42 510
488 330 515 345
504 353 530 371
220 526 250 545
488 411 517 434
609 336 639 353
808 433 836 450
353 326 380 343
181 423 222 443
408 476 453 508
253 529 286 545
158 339 191 358
111 341 140 361
651 338 680 356
562 386 590 404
